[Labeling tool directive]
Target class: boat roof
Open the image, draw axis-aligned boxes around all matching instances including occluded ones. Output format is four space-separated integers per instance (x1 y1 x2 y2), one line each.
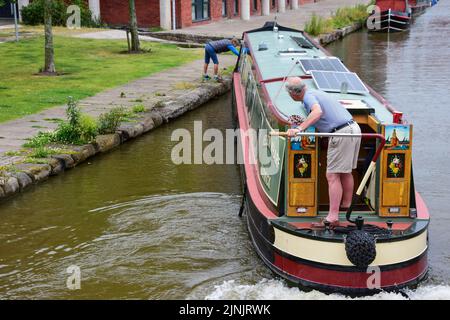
243 26 395 124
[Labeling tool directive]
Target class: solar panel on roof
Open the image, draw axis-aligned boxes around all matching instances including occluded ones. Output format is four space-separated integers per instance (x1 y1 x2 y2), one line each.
299 58 348 73
290 36 315 49
311 70 368 94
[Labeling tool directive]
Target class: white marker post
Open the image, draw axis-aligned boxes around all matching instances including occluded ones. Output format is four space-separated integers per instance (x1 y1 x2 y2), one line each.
12 1 19 42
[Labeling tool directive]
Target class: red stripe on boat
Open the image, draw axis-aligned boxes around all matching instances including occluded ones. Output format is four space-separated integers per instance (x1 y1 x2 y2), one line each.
274 251 428 288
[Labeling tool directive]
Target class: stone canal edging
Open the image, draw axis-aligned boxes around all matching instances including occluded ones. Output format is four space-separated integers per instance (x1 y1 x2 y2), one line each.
0 77 232 200
317 22 363 46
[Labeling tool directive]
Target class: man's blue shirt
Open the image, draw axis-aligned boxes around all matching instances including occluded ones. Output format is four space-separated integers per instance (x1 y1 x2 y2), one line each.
303 89 353 133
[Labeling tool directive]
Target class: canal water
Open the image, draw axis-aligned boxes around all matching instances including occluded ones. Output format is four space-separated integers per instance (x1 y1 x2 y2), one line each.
1 4 450 299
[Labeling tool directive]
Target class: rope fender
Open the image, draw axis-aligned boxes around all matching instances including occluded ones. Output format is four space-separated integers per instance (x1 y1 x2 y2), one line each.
345 230 377 268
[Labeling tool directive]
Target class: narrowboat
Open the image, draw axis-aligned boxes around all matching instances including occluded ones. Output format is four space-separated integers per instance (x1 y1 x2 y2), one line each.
369 0 412 32
232 22 429 295
409 0 431 17
370 0 431 32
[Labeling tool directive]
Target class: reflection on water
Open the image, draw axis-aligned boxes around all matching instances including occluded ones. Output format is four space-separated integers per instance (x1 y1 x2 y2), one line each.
0 95 274 299
1 3 450 300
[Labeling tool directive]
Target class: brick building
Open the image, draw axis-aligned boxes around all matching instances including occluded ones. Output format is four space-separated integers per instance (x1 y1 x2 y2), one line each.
11 0 313 30
91 0 312 29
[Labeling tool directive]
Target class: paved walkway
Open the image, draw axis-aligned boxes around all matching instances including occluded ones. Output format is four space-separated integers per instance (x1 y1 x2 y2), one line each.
0 19 14 27
0 55 236 164
172 0 367 37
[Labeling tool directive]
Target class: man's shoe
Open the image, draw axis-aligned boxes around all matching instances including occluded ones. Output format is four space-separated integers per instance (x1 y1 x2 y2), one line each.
311 218 340 229
213 75 223 82
203 75 211 81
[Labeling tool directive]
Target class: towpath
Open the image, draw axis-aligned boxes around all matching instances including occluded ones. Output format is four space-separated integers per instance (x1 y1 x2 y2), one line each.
167 0 366 38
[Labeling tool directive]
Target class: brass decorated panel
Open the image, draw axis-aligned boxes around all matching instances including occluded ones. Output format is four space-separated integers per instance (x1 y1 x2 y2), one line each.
287 147 317 217
379 149 411 217
382 181 409 207
289 182 315 207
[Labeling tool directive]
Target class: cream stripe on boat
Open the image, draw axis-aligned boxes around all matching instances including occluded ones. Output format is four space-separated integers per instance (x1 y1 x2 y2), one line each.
273 228 427 266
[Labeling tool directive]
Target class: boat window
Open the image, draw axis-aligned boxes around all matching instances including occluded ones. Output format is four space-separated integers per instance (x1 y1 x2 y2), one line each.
246 74 256 117
240 55 253 87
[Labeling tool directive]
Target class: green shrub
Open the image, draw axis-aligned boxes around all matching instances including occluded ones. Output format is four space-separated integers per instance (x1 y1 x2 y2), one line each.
23 131 55 148
54 121 80 144
21 0 99 27
79 114 98 142
97 107 126 135
304 13 332 36
304 4 370 36
21 0 66 26
132 105 146 113
53 98 97 144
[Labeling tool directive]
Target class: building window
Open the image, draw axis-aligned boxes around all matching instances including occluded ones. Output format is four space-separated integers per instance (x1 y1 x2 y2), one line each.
222 0 227 17
272 0 276 8
234 0 239 16
192 0 210 21
253 0 258 11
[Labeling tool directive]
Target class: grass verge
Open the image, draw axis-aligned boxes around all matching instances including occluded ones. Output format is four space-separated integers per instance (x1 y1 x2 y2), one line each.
0 35 202 123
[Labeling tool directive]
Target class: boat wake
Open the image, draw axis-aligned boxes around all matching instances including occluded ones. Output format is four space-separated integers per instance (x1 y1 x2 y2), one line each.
204 279 450 300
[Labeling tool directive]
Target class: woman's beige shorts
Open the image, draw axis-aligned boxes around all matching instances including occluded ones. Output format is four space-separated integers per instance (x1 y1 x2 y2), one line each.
327 122 361 174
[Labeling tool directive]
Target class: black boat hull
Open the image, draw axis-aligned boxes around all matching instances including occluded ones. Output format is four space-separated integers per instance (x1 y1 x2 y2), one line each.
369 10 411 32
243 184 429 296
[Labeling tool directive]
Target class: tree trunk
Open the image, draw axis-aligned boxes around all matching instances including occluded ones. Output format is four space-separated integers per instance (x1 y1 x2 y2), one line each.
128 0 140 53
44 0 56 73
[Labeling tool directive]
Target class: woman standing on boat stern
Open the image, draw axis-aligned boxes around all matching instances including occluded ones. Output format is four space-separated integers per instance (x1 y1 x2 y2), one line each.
286 77 361 228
